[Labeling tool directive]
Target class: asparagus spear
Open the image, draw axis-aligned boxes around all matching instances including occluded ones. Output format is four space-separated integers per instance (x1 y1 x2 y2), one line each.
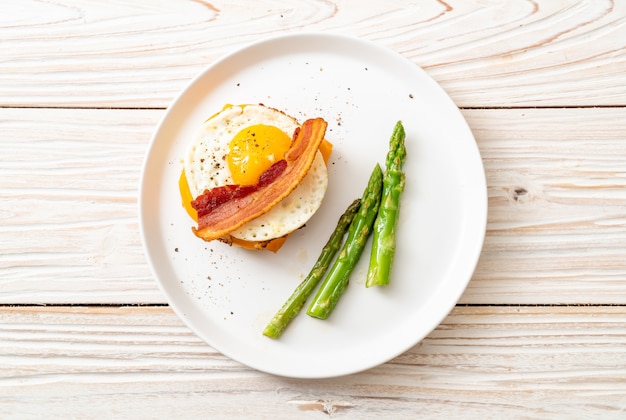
262 199 361 339
307 163 384 319
366 121 407 287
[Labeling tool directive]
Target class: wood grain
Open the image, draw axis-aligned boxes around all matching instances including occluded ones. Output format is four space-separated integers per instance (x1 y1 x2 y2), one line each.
1 305 625 418
463 107 626 304
2 107 626 304
0 0 625 108
0 108 158 303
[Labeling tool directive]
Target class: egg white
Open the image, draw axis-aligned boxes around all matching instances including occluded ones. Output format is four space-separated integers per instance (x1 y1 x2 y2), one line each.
184 104 329 242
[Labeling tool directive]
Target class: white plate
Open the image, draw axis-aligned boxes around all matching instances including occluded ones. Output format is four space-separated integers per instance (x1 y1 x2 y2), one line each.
139 33 487 378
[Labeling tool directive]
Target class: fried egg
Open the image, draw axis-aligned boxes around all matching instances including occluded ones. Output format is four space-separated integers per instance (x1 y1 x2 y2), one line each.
183 104 329 242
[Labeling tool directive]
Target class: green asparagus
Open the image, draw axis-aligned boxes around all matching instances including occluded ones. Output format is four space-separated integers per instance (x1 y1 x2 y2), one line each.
366 121 407 287
307 163 384 319
262 199 361 339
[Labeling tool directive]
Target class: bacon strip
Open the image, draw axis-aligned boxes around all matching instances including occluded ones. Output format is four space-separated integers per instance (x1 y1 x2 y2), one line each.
191 118 328 242
191 160 286 219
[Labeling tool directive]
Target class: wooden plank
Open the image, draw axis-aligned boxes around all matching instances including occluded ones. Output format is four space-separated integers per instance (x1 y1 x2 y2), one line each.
0 108 159 303
463 107 626 304
1 305 625 418
0 0 624 108
1 107 626 304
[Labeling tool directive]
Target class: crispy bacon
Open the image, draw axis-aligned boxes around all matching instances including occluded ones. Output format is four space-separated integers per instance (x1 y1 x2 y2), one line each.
191 118 328 242
191 160 287 219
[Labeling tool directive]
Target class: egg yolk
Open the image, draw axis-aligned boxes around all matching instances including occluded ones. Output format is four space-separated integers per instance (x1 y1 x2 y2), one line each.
227 124 292 186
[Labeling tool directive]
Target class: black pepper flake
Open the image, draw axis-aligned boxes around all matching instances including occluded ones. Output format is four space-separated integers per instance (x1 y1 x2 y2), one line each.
409 93 414 99
174 247 179 252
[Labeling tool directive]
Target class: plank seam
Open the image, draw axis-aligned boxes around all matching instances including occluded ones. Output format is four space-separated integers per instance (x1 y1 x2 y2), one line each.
1 303 625 308
1 105 626 111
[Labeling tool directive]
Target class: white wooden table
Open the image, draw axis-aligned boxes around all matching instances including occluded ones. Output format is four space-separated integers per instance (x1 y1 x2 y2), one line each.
2 1 626 418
